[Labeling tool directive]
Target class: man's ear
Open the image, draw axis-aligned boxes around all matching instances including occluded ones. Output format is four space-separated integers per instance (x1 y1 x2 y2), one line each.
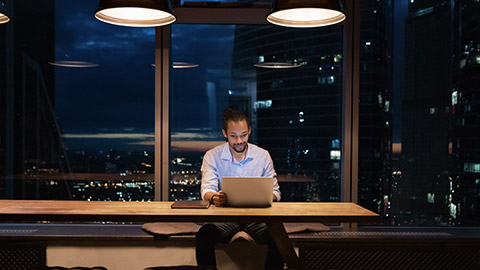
222 129 227 138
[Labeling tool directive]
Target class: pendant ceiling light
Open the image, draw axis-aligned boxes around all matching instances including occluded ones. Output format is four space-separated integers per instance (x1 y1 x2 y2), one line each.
254 62 303 69
267 0 346 28
0 0 10 24
95 0 176 27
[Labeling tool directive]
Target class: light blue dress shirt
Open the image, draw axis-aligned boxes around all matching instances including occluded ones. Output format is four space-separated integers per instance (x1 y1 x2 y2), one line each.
200 142 281 201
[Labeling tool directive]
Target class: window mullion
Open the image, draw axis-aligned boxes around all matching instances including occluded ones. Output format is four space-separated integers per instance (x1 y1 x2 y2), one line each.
155 26 172 201
341 0 360 204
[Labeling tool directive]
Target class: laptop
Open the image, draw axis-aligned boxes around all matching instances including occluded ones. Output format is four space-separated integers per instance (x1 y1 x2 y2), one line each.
221 177 274 207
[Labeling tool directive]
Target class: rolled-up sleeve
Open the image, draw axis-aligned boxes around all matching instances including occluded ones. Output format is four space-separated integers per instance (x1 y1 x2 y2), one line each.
200 151 220 200
263 153 281 201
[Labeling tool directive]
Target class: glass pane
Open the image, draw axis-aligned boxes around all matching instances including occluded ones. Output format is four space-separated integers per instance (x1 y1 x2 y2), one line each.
359 0 480 226
0 0 155 201
169 24 343 202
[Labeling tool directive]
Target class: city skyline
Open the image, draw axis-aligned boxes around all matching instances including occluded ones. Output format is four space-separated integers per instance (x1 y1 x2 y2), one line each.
2 0 479 226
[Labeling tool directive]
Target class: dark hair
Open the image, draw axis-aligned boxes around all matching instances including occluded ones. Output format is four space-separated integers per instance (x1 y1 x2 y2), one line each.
222 108 250 131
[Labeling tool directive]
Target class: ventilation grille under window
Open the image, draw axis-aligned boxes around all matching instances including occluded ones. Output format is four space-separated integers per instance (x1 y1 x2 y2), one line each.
300 242 480 270
0 241 46 270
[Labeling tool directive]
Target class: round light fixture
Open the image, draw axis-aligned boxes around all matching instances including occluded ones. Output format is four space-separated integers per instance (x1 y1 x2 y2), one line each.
254 62 303 69
267 0 346 28
0 0 10 24
48 61 99 68
151 62 199 68
172 62 199 69
95 0 176 27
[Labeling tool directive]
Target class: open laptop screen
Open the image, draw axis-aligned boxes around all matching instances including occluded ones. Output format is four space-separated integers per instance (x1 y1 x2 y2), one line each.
221 177 274 207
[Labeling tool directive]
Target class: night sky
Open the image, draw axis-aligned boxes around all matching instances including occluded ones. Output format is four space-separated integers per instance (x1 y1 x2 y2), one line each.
54 1 405 151
54 1 232 151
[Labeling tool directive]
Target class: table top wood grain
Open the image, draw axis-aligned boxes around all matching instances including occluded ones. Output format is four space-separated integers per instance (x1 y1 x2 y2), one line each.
0 200 379 223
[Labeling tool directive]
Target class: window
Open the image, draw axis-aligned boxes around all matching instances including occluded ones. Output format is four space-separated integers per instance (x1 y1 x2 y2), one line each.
0 0 154 201
3 0 478 229
169 24 344 202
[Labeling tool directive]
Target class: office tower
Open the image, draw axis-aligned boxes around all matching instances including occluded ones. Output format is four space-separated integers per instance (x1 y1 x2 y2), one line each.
449 0 480 226
402 1 452 225
358 0 393 221
232 25 344 202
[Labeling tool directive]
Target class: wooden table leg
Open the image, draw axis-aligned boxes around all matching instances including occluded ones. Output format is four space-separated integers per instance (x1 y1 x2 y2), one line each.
266 222 304 270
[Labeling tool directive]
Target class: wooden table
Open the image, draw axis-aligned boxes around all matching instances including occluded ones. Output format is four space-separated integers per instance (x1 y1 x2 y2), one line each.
0 200 379 269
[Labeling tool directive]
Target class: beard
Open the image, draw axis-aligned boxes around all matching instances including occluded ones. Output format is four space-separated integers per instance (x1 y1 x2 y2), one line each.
231 142 247 153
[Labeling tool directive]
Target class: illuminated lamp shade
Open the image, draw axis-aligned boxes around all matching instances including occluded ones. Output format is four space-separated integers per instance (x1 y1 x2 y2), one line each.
267 0 346 28
0 0 10 24
95 0 176 27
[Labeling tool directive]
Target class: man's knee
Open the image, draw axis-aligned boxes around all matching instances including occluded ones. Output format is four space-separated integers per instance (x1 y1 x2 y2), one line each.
196 223 221 243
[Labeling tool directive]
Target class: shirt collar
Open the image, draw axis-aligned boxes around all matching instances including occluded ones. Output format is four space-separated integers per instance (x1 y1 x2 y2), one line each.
220 142 253 162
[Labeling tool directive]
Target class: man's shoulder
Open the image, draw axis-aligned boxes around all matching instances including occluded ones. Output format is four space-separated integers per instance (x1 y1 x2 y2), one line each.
205 142 228 156
247 143 270 156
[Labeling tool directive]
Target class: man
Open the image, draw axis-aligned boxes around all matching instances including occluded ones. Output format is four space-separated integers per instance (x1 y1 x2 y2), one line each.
196 108 284 270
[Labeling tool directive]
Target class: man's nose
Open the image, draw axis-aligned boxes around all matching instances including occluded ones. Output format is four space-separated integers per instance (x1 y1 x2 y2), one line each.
235 137 243 143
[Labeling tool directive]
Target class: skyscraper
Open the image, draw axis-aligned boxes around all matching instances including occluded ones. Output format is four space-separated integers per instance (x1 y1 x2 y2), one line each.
231 25 344 202
358 0 393 220
449 0 480 226
401 1 452 225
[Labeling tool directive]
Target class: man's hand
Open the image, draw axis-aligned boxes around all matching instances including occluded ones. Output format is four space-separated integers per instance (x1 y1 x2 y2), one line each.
210 191 228 207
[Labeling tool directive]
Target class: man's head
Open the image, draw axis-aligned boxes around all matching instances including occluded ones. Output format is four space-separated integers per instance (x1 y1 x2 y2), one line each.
222 108 251 154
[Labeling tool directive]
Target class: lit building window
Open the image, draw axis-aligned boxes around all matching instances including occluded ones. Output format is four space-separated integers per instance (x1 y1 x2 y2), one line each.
333 54 342 63
449 203 457 219
299 111 305 123
328 76 335 84
427 193 435 204
330 150 341 160
254 100 272 110
318 76 335 85
331 139 340 149
464 162 480 173
451 91 458 105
